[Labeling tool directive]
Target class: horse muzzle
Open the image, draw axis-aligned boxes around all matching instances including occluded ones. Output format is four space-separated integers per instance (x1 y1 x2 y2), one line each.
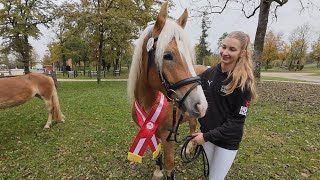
178 86 208 118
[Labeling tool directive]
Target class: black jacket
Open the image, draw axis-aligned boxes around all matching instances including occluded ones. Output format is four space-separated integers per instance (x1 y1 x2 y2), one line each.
199 64 251 150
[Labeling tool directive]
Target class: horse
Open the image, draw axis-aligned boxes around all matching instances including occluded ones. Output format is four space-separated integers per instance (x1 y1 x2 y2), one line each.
0 73 65 129
127 2 208 179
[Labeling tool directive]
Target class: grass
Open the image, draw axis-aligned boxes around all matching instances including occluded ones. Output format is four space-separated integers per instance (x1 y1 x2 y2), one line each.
307 72 320 77
261 64 320 74
0 82 319 179
261 76 306 82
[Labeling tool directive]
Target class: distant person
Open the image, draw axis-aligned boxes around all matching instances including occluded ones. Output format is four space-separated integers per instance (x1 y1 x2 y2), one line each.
66 65 71 71
192 31 258 179
106 63 111 72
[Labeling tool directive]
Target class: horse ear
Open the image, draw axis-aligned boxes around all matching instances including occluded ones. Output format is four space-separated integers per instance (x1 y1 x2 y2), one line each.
177 9 188 29
154 1 168 34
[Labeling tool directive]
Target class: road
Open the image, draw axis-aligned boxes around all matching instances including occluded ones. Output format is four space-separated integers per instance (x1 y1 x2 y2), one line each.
261 72 320 84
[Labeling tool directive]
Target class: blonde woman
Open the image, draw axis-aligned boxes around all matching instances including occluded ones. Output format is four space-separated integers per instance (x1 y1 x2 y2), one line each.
192 31 258 179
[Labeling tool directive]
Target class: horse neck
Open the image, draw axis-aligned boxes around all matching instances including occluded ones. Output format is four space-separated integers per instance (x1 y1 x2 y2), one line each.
135 76 159 113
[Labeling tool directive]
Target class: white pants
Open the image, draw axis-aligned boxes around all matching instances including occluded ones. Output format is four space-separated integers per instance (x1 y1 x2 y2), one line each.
202 142 238 180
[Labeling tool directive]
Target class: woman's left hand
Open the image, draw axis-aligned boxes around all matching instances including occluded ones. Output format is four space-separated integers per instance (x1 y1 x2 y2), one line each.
191 133 205 145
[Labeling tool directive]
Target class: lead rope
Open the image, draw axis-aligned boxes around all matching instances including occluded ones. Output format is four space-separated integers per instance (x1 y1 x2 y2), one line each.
180 135 209 178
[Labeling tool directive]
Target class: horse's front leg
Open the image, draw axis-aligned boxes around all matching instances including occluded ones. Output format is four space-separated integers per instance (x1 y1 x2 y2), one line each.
152 153 163 180
44 111 53 129
44 98 53 129
161 132 175 179
152 129 175 180
186 117 198 154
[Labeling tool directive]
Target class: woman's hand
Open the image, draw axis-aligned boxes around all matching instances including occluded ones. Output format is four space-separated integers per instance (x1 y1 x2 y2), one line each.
191 133 205 145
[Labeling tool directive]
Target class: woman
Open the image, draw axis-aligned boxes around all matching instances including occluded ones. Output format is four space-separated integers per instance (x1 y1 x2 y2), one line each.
192 31 258 179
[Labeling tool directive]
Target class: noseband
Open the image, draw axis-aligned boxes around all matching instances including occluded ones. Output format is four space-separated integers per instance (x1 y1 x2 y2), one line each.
146 28 201 142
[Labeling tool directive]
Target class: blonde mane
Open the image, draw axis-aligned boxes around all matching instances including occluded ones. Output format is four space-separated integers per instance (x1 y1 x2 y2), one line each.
127 19 195 102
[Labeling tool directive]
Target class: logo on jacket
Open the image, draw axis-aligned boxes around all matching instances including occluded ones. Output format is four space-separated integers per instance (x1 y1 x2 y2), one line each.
239 100 250 116
220 85 227 94
207 80 213 86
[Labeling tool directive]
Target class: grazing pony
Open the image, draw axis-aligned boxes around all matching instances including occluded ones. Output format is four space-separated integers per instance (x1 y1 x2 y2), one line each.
127 2 208 179
0 73 65 128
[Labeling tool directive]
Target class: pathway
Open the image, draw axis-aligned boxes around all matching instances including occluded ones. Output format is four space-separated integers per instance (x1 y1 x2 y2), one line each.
261 72 320 84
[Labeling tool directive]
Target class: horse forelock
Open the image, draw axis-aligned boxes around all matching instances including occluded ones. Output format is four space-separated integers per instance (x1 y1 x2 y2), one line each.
155 19 196 76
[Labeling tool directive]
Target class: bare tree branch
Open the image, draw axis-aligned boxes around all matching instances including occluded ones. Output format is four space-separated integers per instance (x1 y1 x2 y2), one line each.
240 2 260 19
191 0 231 16
273 0 288 6
274 4 280 19
272 0 288 21
298 0 305 12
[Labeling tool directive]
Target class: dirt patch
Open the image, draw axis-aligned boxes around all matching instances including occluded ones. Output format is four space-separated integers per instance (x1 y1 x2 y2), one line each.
257 81 320 114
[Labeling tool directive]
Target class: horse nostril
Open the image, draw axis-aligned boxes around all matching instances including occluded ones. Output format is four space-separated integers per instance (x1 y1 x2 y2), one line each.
194 103 201 113
195 102 207 117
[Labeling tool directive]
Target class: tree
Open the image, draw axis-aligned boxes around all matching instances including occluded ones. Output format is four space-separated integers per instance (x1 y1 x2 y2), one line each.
47 42 62 64
287 25 310 71
217 32 228 50
42 52 52 66
0 51 10 67
0 0 56 73
62 0 158 84
197 12 212 65
250 0 288 79
30 49 40 69
262 30 282 70
310 38 320 68
278 43 290 67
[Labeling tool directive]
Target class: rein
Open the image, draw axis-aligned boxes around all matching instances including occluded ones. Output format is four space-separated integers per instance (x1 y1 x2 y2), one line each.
146 28 202 143
180 136 209 177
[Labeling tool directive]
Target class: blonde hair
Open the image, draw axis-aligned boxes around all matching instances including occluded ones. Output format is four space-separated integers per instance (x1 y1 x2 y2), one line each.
224 31 257 100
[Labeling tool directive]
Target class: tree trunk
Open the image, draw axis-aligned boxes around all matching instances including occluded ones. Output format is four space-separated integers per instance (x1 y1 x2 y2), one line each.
83 61 86 75
115 51 121 71
61 46 67 74
23 35 31 74
265 59 270 70
97 29 104 84
253 0 272 81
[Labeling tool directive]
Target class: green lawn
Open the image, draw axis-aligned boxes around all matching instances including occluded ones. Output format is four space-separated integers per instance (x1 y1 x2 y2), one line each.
261 64 320 74
0 82 319 179
261 76 306 82
307 72 320 77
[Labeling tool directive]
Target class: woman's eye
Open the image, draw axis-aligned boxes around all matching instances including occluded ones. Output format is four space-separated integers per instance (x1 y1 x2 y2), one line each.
163 53 173 60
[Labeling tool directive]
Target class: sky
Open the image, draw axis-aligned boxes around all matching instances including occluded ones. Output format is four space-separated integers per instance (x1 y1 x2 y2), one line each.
29 0 320 59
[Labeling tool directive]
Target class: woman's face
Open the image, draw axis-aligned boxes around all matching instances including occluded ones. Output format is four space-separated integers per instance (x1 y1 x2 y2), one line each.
219 37 243 68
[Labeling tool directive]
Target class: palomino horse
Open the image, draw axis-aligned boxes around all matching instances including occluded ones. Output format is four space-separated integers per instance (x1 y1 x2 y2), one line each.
0 73 64 128
127 2 208 179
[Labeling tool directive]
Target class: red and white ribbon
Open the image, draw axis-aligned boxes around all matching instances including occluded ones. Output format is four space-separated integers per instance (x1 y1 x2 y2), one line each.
128 91 167 163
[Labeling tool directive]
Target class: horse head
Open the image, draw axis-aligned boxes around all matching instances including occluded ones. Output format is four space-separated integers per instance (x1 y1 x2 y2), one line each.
128 2 208 118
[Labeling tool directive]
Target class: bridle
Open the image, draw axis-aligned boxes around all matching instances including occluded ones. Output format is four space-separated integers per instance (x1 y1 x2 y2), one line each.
146 28 201 142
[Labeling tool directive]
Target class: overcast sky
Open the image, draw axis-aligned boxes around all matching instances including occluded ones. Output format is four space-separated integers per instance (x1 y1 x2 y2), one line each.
30 0 320 58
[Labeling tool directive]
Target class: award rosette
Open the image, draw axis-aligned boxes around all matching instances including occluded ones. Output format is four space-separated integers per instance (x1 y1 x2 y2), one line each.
128 91 167 163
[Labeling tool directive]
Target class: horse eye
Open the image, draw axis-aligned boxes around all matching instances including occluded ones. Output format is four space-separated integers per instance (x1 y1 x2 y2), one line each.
163 53 173 60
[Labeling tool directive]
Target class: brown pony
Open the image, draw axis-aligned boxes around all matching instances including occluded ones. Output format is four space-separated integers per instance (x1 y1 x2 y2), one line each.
0 73 65 128
127 2 208 179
